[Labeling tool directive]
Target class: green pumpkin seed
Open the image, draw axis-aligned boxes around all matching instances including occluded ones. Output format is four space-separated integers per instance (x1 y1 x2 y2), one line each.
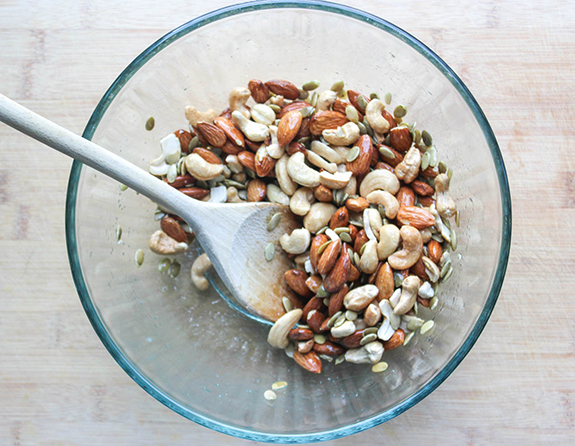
335 354 346 365
403 331 415 346
298 88 309 100
450 230 458 250
119 183 128 191
362 118 374 137
338 232 352 243
353 252 361 266
414 129 422 145
379 146 395 160
302 80 320 91
372 361 388 373
440 259 452 278
447 167 453 181
169 260 181 278
264 390 277 401
334 227 350 234
430 296 439 310
145 116 155 131
413 300 419 316
317 240 332 257
370 92 380 100
334 314 346 328
282 296 293 313
264 243 275 262
360 333 378 345
428 147 438 167
421 151 430 171
440 265 454 283
420 320 435 334
223 180 246 189
319 353 334 362
364 327 378 336
345 105 359 123
158 258 171 273
357 95 369 110
310 91 319 107
422 130 432 147
438 161 447 174
359 243 368 256
272 381 288 390
331 80 345 92
347 248 355 262
267 212 282 232
300 106 315 118
393 105 407 118
167 164 178 183
345 310 358 321
456 210 461 227
188 135 200 152
407 317 424 332
317 285 329 298
376 205 385 220
323 297 330 307
357 121 367 135
346 146 360 162
115 225 122 243
135 249 144 267
284 343 295 358
314 334 326 344
384 92 392 105
316 226 328 235
269 104 281 113
327 311 343 328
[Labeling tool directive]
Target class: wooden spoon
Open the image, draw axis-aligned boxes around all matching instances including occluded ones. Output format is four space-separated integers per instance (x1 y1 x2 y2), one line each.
0 94 299 322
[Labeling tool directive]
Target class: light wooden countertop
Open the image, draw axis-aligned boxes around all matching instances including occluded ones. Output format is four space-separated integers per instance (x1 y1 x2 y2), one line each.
1 0 574 444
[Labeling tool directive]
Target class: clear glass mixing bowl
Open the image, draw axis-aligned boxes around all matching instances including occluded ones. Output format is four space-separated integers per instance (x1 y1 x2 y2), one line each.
65 1 511 442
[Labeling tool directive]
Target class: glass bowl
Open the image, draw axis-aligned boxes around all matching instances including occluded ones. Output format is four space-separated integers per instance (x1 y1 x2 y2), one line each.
65 1 511 442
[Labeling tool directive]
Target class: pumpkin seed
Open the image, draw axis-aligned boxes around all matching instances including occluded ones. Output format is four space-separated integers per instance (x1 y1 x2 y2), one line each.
298 88 309 100
370 92 380 100
302 80 320 91
421 151 430 171
319 353 334 362
440 265 454 283
168 260 181 278
317 240 332 257
363 118 374 137
393 105 407 118
345 310 358 321
317 285 329 298
334 227 350 235
269 104 281 113
353 252 361 266
167 164 178 183
447 167 453 181
338 193 349 207
357 95 369 110
154 211 166 221
428 147 438 167
335 354 346 365
331 80 345 92
119 183 128 191
264 390 277 401
377 205 386 220
357 121 367 135
379 146 395 160
115 225 122 243
314 334 326 344
158 258 171 273
223 180 246 189
267 212 282 232
407 317 424 332
337 89 347 98
384 92 392 105
363 327 378 336
334 314 347 328
347 248 355 262
299 106 315 118
420 320 434 334
360 333 377 345
135 249 144 267
339 232 352 243
327 311 343 328
345 105 359 123
372 361 388 373
414 129 422 145
346 146 360 162
284 343 295 358
403 331 415 346
430 296 439 310
450 230 458 250
323 297 330 307
145 116 155 131
438 161 447 174
359 243 368 256
422 130 432 147
264 243 275 262
272 381 288 390
413 301 419 316
440 259 452 278
310 91 319 107
187 135 199 152
282 296 293 313
316 226 328 235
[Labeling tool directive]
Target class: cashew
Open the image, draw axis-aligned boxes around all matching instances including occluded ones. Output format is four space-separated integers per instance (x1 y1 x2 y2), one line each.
266 183 290 206
331 145 350 161
303 202 337 233
319 170 352 189
377 224 400 260
345 341 384 364
286 152 321 187
365 99 391 134
365 190 399 219
250 103 276 126
359 169 400 197
149 230 188 255
226 186 245 203
159 133 182 164
310 140 343 164
422 256 440 282
435 173 457 219
184 153 224 181
420 228 432 243
275 154 298 196
316 90 337 111
395 146 421 184
306 150 338 174
330 320 357 338
344 175 357 196
191 253 212 290
359 240 378 274
322 122 360 146
393 275 421 315
185 106 217 127
208 185 227 203
232 172 246 183
290 187 315 216
265 125 284 159
225 155 243 174
229 87 251 119
232 111 269 142
379 299 401 331
387 225 423 270
269 95 284 106
222 165 231 178
364 303 382 327
267 309 303 348
343 284 379 311
418 281 434 299
149 161 169 176
363 208 383 241
279 228 311 254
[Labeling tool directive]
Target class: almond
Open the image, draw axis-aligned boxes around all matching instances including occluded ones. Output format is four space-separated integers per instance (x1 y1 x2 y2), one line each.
278 101 308 118
328 284 348 316
196 122 226 147
389 126 412 152
347 90 370 112
375 161 395 173
354 229 369 254
220 140 242 155
397 206 435 229
368 261 383 284
248 79 269 103
323 246 351 293
160 217 188 243
277 110 303 146
420 166 439 178
174 129 193 153
346 134 372 175
396 186 415 207
302 297 325 321
382 109 397 130
411 180 434 196
310 234 329 271
332 98 350 115
287 141 308 156
418 196 436 207
313 341 345 356
410 257 429 281
378 144 403 167
305 274 322 294
348 263 361 282
214 116 245 147
244 138 260 153
428 240 443 264
417 296 431 308
317 239 341 275
219 107 233 120
293 350 322 374
329 206 349 230
297 339 315 353
345 197 369 213
284 269 314 298
178 187 209 200
309 110 349 135
246 178 267 202
382 329 405 351
314 185 333 203
295 117 311 139
265 79 300 100
255 150 276 177
288 328 314 341
375 262 394 301
164 174 194 189
307 309 326 333
192 147 222 164
341 329 365 349
370 141 379 167
348 225 358 243
237 150 256 171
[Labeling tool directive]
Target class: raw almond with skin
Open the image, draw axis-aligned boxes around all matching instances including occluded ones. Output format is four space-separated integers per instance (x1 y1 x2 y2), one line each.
219 107 233 120
346 135 372 175
323 245 351 293
160 217 188 243
287 141 307 156
354 229 369 254
192 147 222 164
246 178 266 202
255 148 276 177
164 174 194 188
397 206 435 229
375 262 394 301
293 350 322 374
244 138 260 153
375 161 395 173
382 109 397 130
411 180 434 196
341 329 365 349
196 122 227 147
305 275 322 294
329 207 349 229
310 234 329 271
348 263 361 282
248 79 269 103
214 116 245 147
284 269 314 298
307 309 326 333
220 140 242 155
317 239 341 275
313 341 345 356
389 127 412 152
348 225 358 243
265 79 300 100
379 145 403 167
178 187 210 200
278 101 308 118
314 185 333 203
396 186 416 207
237 151 256 171
174 129 193 153
418 196 436 207
410 257 429 281
295 117 311 139
382 329 405 351
428 240 443 264
277 110 303 146
309 110 349 135
345 196 369 213
328 284 348 316
302 297 325 321
420 166 439 178
288 328 314 341
347 90 370 112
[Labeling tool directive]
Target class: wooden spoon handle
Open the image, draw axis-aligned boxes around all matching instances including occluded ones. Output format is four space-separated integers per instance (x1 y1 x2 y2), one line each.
0 93 197 219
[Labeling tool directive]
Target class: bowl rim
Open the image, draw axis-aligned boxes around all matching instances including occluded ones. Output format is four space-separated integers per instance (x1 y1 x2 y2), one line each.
65 0 512 442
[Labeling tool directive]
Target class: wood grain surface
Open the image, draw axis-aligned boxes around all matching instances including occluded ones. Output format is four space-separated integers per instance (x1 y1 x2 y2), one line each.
1 0 574 444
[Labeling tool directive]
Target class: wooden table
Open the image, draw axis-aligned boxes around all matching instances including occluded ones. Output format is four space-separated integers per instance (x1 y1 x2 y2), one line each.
1 0 573 444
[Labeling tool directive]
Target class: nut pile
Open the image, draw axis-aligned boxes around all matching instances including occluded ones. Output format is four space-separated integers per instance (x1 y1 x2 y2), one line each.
144 78 459 374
